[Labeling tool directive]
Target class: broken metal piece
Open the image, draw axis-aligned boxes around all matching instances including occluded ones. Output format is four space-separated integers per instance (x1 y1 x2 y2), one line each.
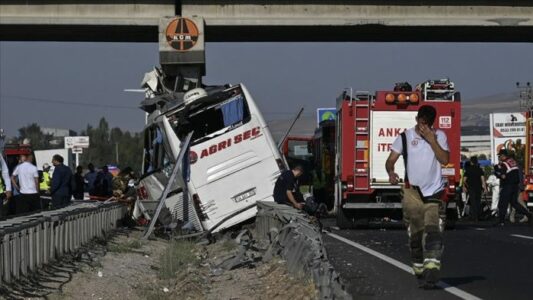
142 131 193 240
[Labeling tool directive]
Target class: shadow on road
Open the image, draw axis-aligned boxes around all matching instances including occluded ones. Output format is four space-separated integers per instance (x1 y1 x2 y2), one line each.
441 275 486 287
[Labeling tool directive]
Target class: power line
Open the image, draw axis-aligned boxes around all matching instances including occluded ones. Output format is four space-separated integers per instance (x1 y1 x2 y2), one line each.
0 94 139 110
1 94 319 116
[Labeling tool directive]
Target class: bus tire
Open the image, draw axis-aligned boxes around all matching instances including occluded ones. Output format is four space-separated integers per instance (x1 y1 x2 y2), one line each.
336 208 354 229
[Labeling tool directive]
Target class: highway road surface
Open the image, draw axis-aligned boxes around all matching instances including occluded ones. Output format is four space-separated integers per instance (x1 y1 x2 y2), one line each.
322 220 533 300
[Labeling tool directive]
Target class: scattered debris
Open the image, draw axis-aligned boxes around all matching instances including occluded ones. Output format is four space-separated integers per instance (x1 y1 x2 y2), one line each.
41 227 318 300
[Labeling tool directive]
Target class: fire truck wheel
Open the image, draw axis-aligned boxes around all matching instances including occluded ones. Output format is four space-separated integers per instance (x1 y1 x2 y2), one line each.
336 208 355 229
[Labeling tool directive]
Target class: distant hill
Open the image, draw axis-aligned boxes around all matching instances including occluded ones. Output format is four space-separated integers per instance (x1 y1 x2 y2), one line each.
461 92 521 127
267 92 524 139
267 116 317 142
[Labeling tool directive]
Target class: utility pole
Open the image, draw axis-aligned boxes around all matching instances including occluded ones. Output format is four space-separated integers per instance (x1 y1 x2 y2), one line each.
518 82 532 175
115 142 119 165
518 82 533 110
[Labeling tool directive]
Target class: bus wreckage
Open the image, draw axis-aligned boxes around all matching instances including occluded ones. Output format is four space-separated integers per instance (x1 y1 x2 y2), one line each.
134 68 285 234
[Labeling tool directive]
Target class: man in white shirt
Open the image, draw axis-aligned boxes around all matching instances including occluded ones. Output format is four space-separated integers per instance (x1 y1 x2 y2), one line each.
11 154 40 214
1 155 13 218
386 105 449 289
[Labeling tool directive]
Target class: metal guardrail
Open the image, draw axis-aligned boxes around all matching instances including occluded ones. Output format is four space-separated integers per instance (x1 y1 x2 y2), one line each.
256 201 352 300
0 201 126 284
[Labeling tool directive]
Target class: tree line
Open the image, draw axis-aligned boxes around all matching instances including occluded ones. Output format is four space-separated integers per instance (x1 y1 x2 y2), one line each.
12 118 144 173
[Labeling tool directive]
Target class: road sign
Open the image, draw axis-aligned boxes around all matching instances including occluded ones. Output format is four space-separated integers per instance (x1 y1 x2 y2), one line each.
317 108 336 125
72 147 83 154
64 136 90 149
165 17 199 52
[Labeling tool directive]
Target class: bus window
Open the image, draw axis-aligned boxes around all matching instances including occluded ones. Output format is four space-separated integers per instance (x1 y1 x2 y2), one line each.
169 91 251 145
144 126 171 174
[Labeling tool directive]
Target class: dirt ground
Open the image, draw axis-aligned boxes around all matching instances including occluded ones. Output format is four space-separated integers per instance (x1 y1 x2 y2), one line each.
3 228 317 300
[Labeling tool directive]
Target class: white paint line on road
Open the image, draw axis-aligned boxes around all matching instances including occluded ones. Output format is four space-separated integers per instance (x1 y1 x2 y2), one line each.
326 232 483 300
472 228 486 231
511 234 533 240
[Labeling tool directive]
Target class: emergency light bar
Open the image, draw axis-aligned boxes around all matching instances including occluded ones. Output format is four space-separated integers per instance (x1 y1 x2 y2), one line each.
384 92 420 105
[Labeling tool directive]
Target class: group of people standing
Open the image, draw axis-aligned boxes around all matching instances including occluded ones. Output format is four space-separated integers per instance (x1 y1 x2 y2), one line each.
0 153 72 216
461 150 532 225
0 152 135 218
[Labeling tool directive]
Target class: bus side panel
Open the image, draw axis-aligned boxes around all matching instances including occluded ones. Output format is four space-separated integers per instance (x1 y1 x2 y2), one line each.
189 122 281 232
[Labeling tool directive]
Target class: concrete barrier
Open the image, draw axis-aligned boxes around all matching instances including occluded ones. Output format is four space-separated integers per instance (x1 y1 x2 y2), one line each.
256 201 351 300
0 201 126 284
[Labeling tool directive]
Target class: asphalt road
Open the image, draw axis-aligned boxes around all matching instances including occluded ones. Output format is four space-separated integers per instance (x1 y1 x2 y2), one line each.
322 220 533 300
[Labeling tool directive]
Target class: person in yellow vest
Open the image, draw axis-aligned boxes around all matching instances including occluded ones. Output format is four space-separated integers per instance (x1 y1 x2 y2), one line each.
40 163 51 194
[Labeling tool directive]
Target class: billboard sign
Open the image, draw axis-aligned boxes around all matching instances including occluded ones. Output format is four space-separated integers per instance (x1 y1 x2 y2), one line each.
490 112 526 137
316 108 336 126
64 136 90 149
492 137 525 165
490 112 526 163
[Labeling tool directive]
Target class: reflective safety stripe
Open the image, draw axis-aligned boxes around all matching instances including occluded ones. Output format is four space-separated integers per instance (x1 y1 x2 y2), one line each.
413 263 424 275
423 259 441 270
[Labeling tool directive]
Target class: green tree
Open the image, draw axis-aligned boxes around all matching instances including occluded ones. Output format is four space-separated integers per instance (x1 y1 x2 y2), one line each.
79 117 143 173
79 118 113 169
17 123 54 150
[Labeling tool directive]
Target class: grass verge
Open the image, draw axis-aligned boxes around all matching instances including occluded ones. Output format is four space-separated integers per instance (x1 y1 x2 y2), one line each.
158 240 199 280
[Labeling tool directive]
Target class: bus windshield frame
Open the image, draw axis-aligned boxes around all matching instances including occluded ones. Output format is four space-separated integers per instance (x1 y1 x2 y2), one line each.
168 86 252 146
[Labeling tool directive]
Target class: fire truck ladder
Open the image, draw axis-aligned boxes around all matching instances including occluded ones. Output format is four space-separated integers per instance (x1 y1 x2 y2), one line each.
353 92 372 190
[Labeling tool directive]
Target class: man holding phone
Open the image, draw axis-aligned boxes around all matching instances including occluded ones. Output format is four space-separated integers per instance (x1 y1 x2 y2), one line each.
385 105 449 289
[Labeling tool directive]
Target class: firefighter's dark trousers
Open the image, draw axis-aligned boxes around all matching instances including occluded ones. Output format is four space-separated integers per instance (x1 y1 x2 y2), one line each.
402 186 445 275
498 184 532 224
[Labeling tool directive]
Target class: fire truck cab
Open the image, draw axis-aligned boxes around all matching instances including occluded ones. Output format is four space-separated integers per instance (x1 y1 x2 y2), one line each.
3 143 33 175
335 80 461 228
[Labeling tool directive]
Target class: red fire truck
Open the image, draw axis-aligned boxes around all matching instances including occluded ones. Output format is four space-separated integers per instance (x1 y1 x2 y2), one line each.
335 80 461 228
3 143 33 174
281 122 337 209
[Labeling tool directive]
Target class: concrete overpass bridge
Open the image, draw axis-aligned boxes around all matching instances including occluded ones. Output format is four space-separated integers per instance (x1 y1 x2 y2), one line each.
1 1 532 42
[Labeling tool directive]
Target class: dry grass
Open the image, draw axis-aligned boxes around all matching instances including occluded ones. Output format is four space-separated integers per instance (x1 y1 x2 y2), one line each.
158 240 199 280
107 239 143 253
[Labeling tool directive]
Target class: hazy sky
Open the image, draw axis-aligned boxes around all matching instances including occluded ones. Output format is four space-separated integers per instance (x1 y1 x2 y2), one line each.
1 42 532 137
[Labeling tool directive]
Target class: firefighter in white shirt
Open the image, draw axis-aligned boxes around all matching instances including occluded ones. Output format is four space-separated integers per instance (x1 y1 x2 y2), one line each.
386 105 449 289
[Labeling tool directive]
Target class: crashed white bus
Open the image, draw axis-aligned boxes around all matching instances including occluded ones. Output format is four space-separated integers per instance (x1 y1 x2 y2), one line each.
138 84 285 232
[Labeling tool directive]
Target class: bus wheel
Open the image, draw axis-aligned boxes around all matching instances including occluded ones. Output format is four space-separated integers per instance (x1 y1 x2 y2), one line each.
336 208 354 229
